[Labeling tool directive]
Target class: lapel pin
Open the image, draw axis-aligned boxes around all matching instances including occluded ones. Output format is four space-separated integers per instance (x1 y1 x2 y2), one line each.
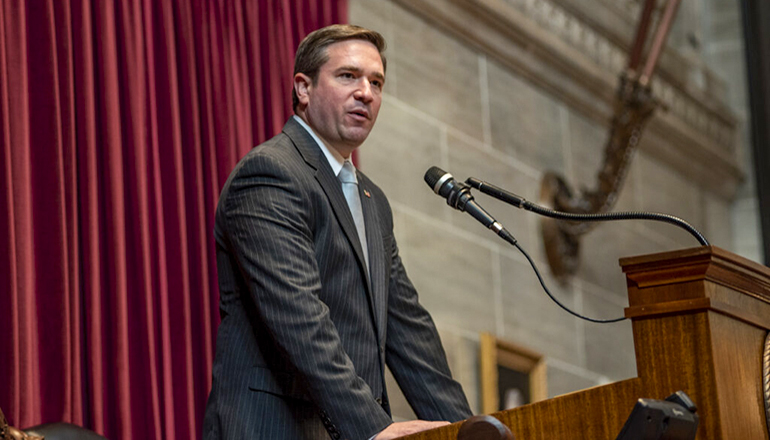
363 189 371 198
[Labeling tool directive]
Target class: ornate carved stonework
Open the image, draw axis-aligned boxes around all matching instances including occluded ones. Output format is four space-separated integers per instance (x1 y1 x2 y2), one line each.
392 0 743 198
501 0 734 154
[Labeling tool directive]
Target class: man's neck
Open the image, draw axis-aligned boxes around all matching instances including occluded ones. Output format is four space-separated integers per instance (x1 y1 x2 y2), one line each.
292 115 348 176
293 113 354 159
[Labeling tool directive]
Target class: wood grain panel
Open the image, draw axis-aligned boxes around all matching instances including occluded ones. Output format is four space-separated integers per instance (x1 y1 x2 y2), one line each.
400 246 770 439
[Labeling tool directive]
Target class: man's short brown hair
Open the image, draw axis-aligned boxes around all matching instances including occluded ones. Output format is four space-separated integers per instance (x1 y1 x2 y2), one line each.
292 24 387 112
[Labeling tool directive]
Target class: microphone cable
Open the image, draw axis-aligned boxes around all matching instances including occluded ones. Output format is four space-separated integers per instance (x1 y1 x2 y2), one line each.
511 237 627 323
426 167 627 323
492 227 625 323
466 177 709 246
463 176 713 323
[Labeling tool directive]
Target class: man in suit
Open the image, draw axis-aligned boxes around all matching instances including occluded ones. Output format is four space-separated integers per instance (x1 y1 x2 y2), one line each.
203 24 472 440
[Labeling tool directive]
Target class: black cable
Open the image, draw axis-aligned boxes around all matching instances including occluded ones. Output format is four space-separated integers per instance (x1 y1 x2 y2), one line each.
525 203 709 246
496 227 626 323
467 177 710 246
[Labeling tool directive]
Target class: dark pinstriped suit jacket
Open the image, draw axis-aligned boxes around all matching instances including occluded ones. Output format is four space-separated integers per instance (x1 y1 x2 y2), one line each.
203 117 471 440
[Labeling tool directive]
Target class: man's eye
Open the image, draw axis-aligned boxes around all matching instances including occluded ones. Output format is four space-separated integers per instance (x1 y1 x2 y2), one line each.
340 72 355 79
371 80 383 89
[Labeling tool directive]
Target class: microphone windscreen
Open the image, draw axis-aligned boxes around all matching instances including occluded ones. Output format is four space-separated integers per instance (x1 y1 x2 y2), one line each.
424 166 447 189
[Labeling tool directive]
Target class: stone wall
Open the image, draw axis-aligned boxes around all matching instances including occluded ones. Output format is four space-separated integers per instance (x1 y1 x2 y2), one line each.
348 0 753 420
700 0 763 263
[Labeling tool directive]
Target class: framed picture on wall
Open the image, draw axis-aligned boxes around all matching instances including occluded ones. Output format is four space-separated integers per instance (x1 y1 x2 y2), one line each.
480 332 547 414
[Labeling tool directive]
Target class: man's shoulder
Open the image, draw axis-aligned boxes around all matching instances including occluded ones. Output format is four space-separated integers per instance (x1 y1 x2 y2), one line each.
230 132 306 178
216 132 309 211
234 117 319 172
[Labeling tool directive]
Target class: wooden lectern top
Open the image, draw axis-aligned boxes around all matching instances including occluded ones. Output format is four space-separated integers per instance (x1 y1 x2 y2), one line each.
400 246 770 440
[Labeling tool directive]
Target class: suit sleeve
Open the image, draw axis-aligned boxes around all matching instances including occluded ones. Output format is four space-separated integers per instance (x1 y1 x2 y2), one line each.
382 224 473 422
221 153 392 440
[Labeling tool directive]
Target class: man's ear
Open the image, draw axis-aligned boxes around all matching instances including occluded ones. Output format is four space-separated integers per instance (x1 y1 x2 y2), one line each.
293 73 311 107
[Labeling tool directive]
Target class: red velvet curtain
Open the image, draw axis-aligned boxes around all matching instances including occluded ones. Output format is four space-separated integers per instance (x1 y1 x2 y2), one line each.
0 1 346 438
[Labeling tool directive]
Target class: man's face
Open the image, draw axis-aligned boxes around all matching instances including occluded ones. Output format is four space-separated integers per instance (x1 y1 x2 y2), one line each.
297 39 385 157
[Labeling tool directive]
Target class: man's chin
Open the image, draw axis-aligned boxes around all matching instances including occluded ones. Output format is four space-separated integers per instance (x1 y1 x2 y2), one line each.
342 128 373 146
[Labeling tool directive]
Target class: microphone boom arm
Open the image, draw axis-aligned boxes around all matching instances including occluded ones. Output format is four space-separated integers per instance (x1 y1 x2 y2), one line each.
466 177 709 246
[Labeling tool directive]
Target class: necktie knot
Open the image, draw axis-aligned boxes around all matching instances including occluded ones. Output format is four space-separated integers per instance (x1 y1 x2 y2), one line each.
338 161 358 185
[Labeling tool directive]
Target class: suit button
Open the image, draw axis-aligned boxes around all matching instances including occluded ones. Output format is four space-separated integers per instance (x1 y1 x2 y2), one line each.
375 397 382 404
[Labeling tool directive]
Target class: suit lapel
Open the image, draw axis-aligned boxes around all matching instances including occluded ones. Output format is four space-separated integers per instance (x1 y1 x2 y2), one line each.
358 177 388 343
316 161 372 289
283 118 375 303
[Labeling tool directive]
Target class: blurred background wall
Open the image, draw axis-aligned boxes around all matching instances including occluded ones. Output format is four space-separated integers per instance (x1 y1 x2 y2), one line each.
347 0 760 418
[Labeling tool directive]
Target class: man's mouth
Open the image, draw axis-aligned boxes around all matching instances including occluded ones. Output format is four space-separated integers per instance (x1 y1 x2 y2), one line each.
348 109 370 120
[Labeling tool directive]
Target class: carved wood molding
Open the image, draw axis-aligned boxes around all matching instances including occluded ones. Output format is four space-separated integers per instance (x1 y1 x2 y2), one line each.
621 245 770 303
391 0 744 198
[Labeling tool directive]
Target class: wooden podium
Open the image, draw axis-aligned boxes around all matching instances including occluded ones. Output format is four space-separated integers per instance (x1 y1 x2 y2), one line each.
402 246 770 440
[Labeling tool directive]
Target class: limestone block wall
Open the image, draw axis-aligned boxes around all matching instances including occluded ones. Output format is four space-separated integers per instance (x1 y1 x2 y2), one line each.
700 0 763 263
348 0 751 420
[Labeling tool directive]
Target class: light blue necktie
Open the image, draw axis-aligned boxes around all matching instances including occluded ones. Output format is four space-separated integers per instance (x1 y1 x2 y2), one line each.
338 160 369 275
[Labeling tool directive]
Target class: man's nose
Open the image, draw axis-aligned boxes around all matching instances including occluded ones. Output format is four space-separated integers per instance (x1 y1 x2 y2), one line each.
354 79 374 103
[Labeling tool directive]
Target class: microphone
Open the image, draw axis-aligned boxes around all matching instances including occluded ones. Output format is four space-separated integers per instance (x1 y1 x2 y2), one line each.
424 166 516 245
427 168 629 324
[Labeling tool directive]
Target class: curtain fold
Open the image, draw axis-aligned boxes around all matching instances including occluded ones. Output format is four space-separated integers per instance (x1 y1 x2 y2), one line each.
0 1 347 438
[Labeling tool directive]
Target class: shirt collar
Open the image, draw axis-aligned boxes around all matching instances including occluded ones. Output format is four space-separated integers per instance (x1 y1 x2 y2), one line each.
292 115 347 177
